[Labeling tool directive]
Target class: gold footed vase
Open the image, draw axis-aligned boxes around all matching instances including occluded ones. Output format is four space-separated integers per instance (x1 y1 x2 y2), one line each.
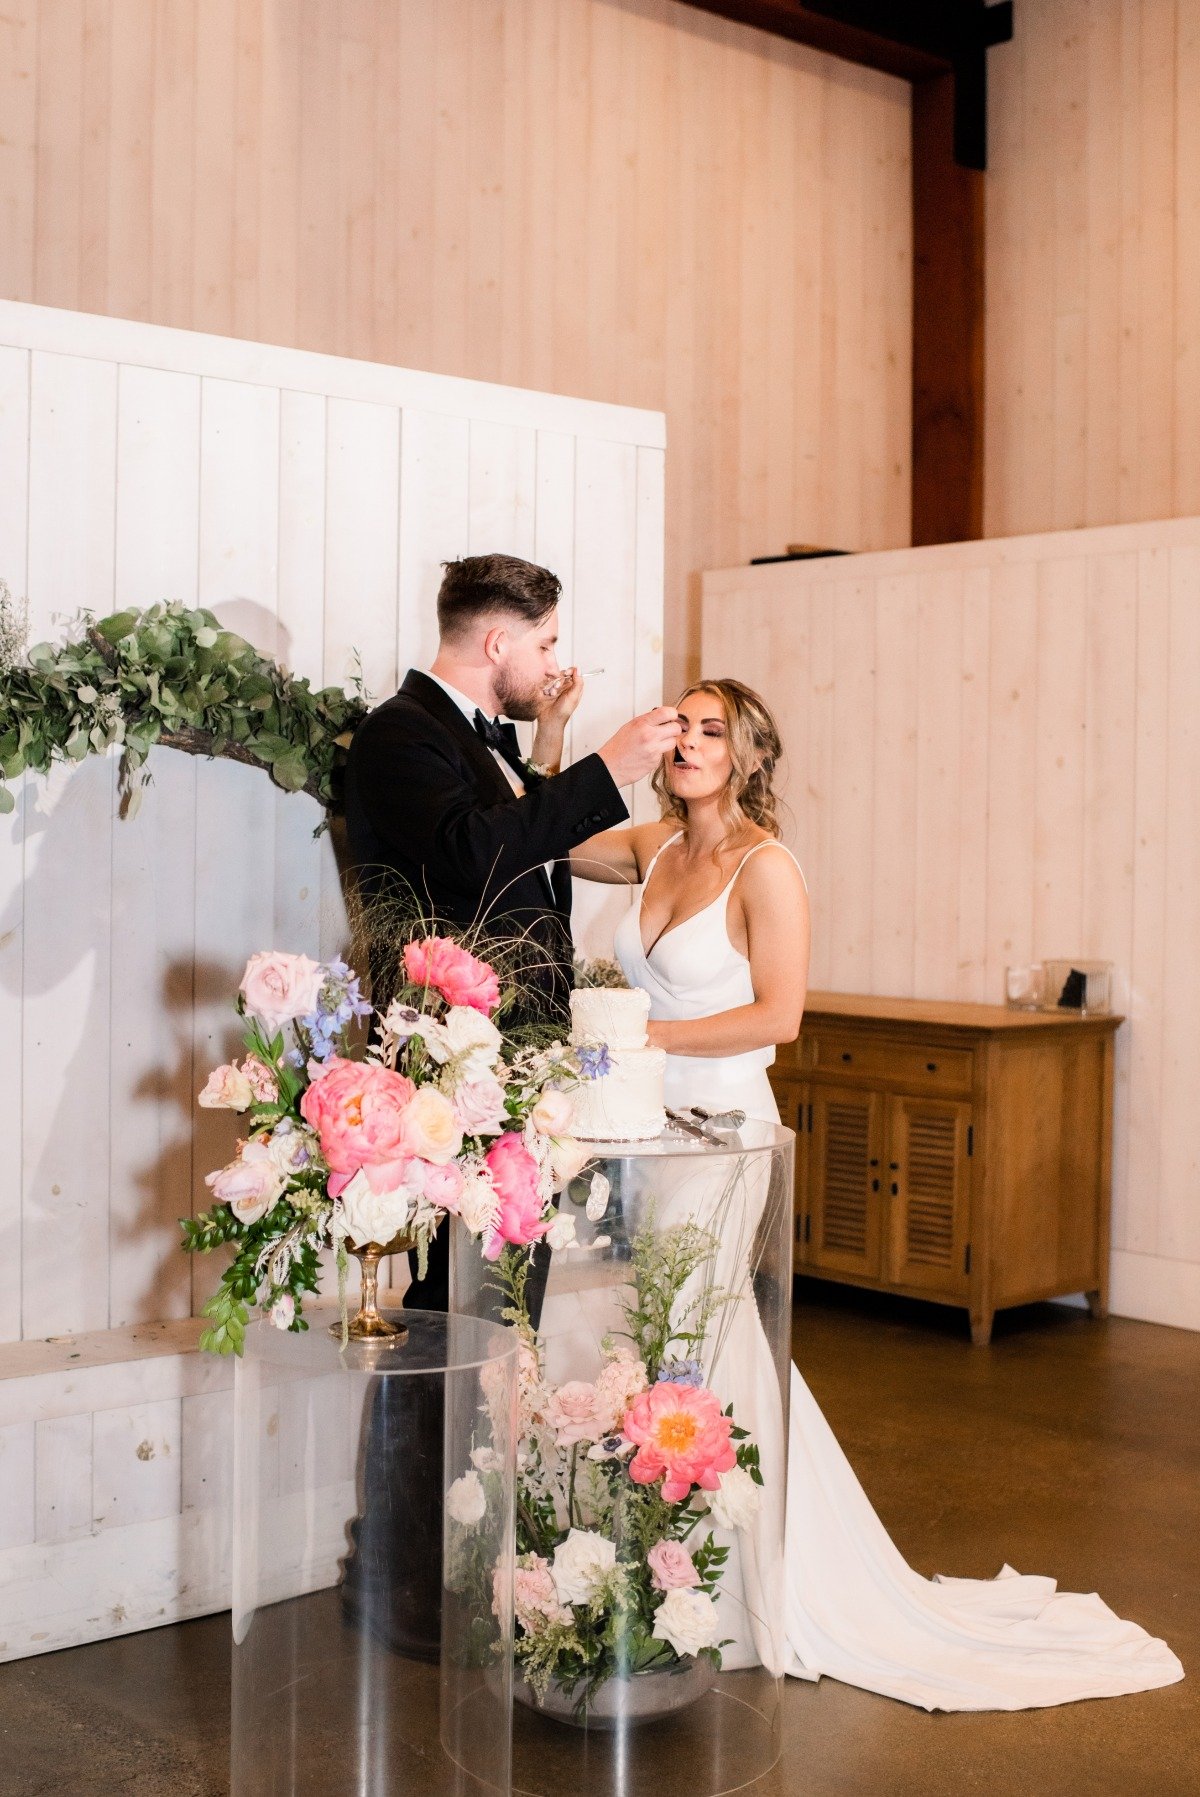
330 1231 417 1346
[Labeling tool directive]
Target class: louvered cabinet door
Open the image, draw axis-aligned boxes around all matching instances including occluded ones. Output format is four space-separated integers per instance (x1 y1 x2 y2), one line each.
807 1086 885 1278
885 1097 972 1296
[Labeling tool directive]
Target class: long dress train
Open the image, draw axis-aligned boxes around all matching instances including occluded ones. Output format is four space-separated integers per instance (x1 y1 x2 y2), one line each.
606 834 1183 1712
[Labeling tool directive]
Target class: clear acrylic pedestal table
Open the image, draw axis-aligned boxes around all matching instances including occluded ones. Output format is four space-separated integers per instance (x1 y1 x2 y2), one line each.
231 1309 518 1795
453 1120 795 1797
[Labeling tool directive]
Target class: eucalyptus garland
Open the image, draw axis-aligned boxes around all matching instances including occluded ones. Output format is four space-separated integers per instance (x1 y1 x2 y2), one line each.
0 582 367 819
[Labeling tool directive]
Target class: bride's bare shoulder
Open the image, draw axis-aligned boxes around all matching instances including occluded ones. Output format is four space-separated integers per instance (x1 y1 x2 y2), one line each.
737 838 808 910
629 818 679 881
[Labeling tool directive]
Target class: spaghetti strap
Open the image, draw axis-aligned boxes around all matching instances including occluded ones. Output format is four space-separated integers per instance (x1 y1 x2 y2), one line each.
726 838 808 895
640 828 684 888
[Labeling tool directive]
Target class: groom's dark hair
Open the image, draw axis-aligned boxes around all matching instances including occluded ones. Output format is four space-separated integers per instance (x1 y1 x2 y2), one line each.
437 554 561 641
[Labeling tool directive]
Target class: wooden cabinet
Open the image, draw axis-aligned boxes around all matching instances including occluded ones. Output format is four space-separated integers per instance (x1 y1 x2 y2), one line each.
773 992 1121 1344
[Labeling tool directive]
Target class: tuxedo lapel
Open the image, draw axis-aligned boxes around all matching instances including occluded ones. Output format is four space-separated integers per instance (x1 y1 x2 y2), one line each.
399 670 561 910
399 670 512 803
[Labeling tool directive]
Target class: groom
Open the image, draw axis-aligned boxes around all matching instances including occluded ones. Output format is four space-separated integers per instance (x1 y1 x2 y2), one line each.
344 550 680 1309
339 553 679 1658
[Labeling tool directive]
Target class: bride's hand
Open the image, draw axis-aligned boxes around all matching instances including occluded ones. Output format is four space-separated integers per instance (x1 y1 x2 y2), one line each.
646 1019 673 1050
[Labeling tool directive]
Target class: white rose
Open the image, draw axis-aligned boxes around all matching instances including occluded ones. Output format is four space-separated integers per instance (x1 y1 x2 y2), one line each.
446 1469 488 1528
651 1587 721 1658
550 1528 617 1607
706 1465 762 1532
265 1120 317 1176
337 1168 414 1248
545 1211 577 1252
408 1014 451 1062
269 1293 295 1330
443 1006 503 1076
456 1169 500 1237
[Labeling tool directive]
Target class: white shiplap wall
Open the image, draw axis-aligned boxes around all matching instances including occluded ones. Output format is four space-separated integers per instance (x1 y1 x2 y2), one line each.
0 300 665 1348
0 302 663 1660
703 519 1200 1334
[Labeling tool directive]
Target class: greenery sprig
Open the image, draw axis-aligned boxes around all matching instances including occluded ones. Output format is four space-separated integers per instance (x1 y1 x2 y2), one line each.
0 588 367 821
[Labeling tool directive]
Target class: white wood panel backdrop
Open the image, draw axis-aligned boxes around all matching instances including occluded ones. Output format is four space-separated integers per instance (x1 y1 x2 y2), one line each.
0 299 665 1348
703 518 1200 1334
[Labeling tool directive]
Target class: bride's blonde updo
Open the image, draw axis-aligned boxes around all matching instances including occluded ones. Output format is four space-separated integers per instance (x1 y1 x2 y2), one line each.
651 677 783 843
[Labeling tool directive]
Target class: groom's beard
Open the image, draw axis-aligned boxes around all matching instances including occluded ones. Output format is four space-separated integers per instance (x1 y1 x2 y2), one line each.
493 665 545 722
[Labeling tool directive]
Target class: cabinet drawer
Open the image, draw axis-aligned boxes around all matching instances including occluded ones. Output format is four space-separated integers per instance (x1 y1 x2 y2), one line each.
809 1034 973 1095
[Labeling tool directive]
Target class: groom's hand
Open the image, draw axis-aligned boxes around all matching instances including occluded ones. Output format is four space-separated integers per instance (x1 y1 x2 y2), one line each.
539 666 586 729
597 707 682 787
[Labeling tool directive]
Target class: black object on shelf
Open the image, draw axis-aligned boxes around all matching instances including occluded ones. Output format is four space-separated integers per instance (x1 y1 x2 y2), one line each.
749 546 851 565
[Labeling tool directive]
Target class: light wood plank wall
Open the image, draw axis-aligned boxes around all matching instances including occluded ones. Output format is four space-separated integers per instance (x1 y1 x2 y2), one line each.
0 299 664 1345
985 0 1200 539
704 518 1200 1334
0 0 912 697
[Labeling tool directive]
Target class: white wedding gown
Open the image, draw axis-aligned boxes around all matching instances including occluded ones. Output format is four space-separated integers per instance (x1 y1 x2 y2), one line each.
605 833 1184 1712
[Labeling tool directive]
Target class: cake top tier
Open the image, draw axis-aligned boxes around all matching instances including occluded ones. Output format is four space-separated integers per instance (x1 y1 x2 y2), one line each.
570 986 650 1051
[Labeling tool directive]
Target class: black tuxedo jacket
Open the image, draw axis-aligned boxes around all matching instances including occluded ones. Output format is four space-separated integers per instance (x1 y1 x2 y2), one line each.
343 670 628 1020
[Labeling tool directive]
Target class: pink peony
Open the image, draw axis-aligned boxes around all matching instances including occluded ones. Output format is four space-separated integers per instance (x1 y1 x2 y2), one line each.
421 1159 465 1211
403 936 501 1015
240 951 325 1037
300 1056 416 1194
530 1086 575 1136
647 1539 701 1592
593 1351 649 1435
545 1380 605 1447
481 1133 550 1260
623 1382 736 1505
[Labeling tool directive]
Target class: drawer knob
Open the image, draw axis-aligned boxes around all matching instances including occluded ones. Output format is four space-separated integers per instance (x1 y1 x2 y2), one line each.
926 1061 938 1073
841 1051 853 1063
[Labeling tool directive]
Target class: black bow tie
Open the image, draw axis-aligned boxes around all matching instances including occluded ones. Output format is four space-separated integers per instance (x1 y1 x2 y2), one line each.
473 709 526 776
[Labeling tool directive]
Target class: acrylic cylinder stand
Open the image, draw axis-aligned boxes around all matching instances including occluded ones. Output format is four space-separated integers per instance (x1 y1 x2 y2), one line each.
231 1310 518 1795
453 1121 795 1797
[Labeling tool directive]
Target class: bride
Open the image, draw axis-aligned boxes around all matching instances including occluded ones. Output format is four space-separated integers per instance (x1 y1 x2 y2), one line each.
566 675 1183 1712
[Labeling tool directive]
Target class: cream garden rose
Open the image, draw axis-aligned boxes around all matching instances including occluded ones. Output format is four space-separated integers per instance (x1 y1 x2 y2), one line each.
198 1062 253 1111
442 1006 504 1076
651 1587 721 1658
205 1139 286 1225
530 1086 574 1136
400 1087 464 1165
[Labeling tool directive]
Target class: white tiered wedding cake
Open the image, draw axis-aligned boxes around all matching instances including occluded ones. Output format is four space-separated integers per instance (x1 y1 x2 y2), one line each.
568 987 666 1141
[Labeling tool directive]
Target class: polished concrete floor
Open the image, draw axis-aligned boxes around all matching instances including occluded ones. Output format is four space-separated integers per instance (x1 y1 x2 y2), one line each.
0 1282 1194 1796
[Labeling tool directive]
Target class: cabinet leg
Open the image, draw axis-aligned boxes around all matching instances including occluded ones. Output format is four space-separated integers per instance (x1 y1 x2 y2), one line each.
1085 1289 1108 1320
969 1306 994 1347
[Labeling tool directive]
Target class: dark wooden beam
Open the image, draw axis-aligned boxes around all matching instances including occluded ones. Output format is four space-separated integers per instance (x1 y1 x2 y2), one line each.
911 71 985 543
671 1 949 81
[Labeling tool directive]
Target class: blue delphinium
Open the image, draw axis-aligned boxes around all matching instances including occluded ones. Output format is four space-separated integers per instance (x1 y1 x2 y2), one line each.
577 1043 613 1080
301 957 373 1061
656 1357 704 1388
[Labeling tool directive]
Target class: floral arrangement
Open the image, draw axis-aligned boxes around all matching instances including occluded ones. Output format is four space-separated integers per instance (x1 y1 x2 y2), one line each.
182 940 589 1353
571 955 629 990
0 593 366 819
445 1223 763 1712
